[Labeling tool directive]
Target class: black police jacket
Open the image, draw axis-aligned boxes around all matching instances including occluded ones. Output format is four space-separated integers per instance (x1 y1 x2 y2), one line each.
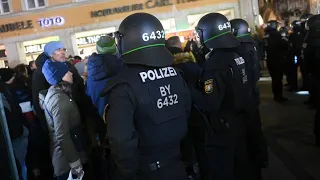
236 42 260 106
289 32 304 56
190 49 250 144
265 30 289 61
103 65 191 179
303 37 320 77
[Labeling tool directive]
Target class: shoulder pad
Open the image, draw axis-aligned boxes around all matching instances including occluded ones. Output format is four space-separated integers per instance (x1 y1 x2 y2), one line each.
99 73 129 97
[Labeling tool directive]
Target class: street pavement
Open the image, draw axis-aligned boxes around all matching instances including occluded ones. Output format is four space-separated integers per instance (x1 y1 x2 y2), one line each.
258 76 320 180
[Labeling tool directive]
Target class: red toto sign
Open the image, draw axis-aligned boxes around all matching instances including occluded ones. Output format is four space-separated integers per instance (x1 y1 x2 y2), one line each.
38 16 65 28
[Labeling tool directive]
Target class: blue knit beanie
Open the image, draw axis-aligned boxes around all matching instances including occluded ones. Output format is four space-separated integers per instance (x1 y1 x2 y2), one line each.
42 59 69 85
44 41 64 57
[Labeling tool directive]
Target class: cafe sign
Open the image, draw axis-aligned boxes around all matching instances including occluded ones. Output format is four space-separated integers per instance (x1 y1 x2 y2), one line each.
24 44 46 54
91 0 198 17
38 16 65 28
77 35 104 46
0 20 33 33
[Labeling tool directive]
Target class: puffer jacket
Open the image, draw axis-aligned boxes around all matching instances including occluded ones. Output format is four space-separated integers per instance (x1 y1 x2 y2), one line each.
86 53 124 116
39 86 88 176
173 51 200 86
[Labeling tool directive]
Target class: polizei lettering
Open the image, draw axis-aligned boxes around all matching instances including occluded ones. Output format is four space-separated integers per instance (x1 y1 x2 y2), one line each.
234 57 245 66
139 67 177 82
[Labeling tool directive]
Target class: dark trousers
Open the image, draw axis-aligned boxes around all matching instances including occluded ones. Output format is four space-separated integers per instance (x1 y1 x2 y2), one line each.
245 109 267 180
314 81 320 142
267 62 285 99
309 75 318 105
299 58 310 89
287 57 298 89
111 160 187 180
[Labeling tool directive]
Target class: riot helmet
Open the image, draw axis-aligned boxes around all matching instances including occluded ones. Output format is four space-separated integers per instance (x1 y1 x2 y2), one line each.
279 27 289 37
115 13 173 67
291 20 302 33
230 18 254 43
305 14 320 31
266 20 278 30
291 20 301 27
195 13 240 49
300 13 313 22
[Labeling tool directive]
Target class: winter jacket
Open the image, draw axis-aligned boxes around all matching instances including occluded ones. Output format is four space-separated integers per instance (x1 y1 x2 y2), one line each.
86 53 124 116
170 49 200 87
39 86 88 176
0 82 25 139
32 53 51 131
32 53 106 143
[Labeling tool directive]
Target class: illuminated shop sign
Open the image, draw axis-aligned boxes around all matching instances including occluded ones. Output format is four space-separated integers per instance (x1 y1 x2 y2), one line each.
24 44 46 54
91 0 198 17
38 16 65 27
77 35 104 46
0 20 33 33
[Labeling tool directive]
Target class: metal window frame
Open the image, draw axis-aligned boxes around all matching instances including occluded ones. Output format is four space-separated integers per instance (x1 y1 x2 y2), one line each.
0 0 11 15
25 0 46 10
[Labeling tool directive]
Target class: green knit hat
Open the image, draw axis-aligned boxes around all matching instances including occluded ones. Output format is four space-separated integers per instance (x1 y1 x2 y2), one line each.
96 35 117 55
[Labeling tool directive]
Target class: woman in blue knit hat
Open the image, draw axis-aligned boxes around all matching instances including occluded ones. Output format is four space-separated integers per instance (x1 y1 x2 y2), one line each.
39 59 89 180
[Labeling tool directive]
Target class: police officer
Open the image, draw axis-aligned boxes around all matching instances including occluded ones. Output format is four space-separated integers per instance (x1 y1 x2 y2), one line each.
264 20 289 102
288 20 303 91
278 27 293 89
191 13 251 180
101 13 191 180
302 14 320 145
302 15 320 108
300 14 313 92
300 13 313 38
230 18 268 180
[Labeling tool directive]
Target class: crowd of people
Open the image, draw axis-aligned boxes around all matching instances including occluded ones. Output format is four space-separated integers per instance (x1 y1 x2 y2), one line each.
1 10 318 180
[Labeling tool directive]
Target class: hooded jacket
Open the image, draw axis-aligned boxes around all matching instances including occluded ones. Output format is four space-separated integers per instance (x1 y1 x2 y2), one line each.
39 86 88 176
32 53 51 131
86 53 124 116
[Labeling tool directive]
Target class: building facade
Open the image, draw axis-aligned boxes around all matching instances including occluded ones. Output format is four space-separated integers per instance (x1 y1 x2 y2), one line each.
0 0 259 67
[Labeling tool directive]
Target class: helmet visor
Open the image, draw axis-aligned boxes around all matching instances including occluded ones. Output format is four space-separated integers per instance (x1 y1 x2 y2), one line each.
195 26 205 46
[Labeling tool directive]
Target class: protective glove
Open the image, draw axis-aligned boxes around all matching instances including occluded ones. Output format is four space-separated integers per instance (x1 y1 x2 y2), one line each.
70 159 84 178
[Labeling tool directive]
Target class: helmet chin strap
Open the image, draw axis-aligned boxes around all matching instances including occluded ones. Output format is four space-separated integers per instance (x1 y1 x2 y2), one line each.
114 31 123 56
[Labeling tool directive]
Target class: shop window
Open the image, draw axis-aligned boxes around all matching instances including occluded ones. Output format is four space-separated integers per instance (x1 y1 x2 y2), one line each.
187 9 235 29
160 19 176 33
25 0 46 10
0 0 11 14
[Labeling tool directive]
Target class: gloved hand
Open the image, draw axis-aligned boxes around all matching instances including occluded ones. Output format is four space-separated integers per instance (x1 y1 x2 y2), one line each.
70 159 84 178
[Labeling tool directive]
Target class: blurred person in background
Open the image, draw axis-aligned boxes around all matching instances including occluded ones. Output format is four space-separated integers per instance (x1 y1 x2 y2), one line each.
13 64 34 125
264 20 289 102
0 68 28 180
166 35 202 179
73 55 82 65
75 56 88 80
184 34 206 68
28 60 36 77
14 64 54 180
